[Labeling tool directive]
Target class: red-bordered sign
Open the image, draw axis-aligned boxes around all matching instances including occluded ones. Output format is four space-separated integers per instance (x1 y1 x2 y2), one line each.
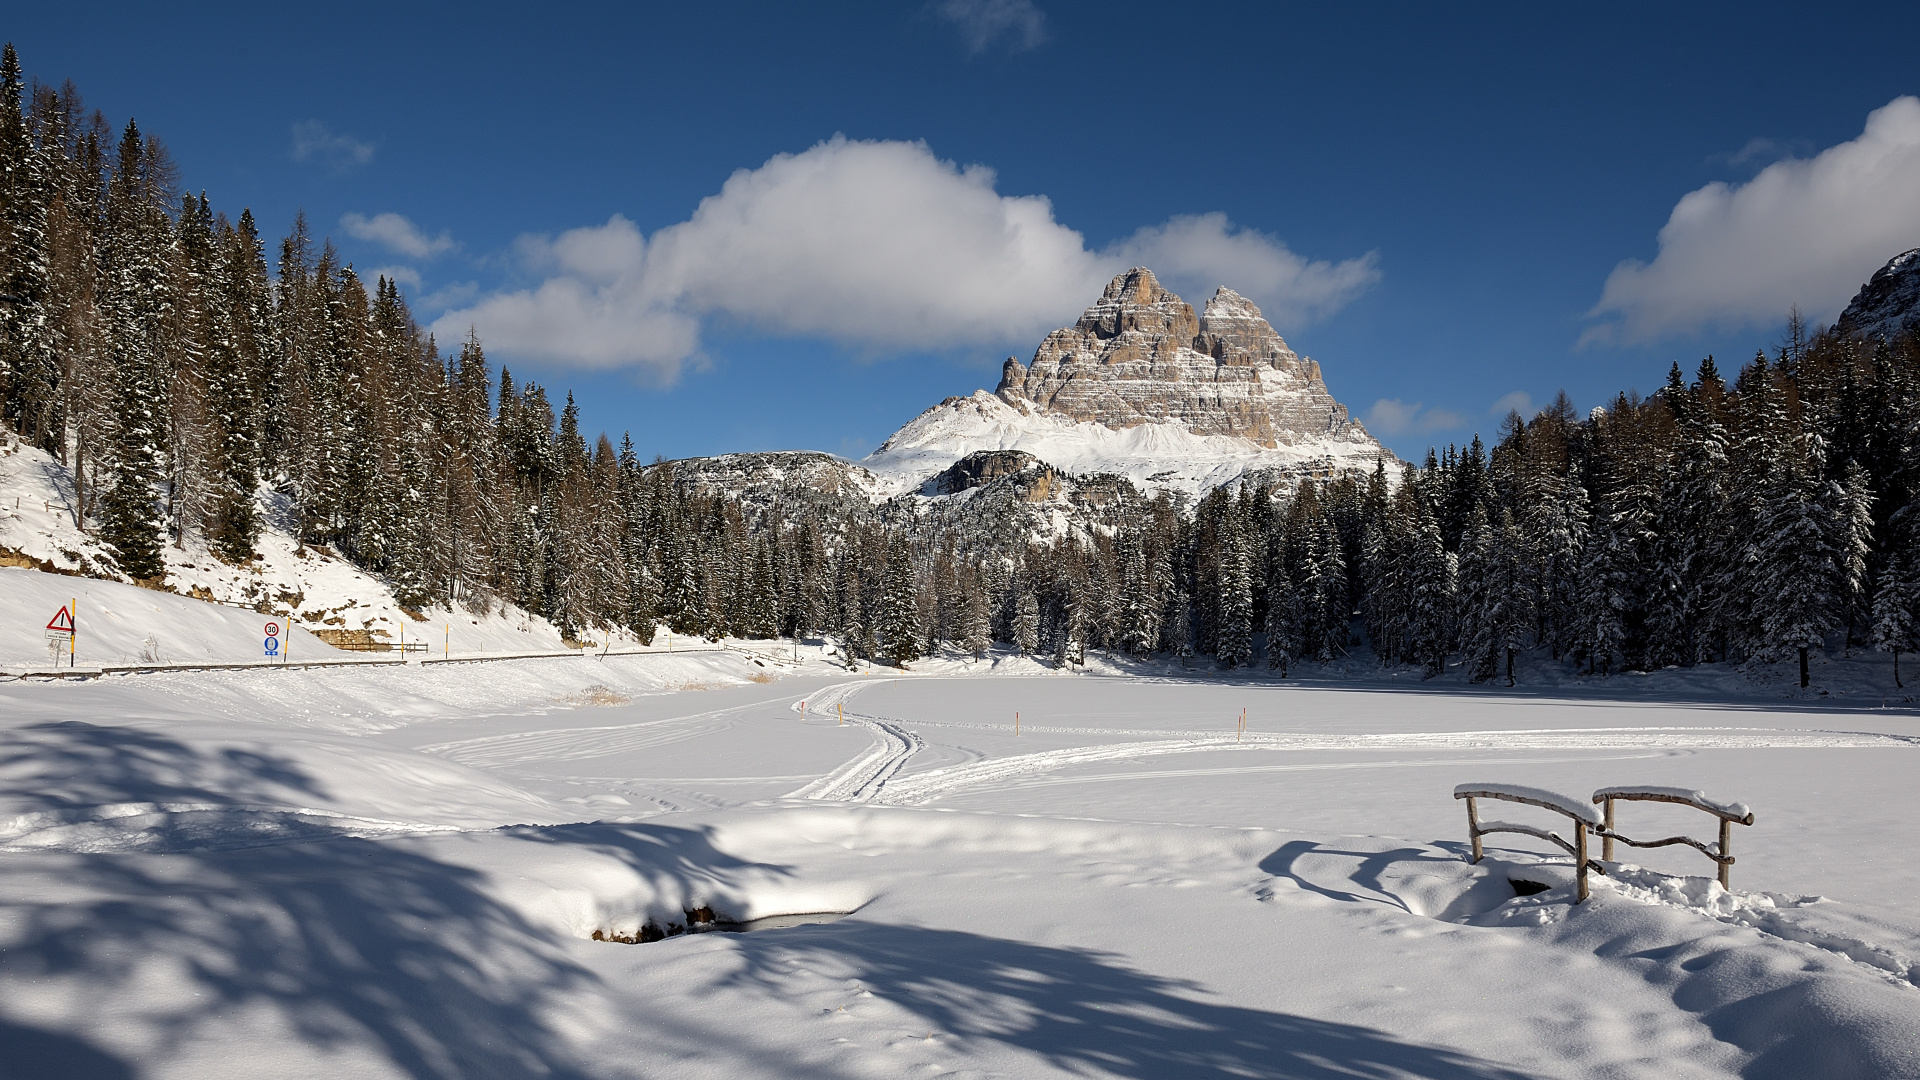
46 605 74 633
264 622 281 638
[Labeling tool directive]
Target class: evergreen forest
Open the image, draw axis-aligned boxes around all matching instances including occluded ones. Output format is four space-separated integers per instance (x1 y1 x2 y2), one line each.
4 44 1920 687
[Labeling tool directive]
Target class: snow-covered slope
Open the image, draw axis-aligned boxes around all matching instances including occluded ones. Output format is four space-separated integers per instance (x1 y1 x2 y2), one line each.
865 388 1389 497
1 435 583 655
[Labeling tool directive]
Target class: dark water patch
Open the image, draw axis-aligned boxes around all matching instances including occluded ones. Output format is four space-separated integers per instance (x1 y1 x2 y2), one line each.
593 908 851 944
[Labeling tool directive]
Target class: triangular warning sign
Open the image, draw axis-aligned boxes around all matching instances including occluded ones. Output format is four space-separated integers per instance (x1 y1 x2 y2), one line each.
46 605 74 633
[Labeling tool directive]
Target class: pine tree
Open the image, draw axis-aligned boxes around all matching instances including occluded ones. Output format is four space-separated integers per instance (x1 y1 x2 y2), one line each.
1873 503 1920 689
1215 519 1253 669
1264 554 1300 674
1754 445 1844 688
1014 587 1039 656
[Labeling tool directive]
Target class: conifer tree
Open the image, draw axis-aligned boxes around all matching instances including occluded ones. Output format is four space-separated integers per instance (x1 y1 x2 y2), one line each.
1215 519 1253 669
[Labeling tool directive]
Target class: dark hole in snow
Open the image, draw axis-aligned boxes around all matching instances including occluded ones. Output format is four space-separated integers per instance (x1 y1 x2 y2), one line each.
1507 878 1551 897
593 909 852 944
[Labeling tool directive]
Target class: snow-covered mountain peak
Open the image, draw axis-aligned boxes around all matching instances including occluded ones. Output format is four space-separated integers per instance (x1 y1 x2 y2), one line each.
864 269 1391 496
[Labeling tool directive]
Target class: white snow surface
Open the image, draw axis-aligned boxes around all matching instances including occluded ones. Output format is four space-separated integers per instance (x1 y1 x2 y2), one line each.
3 574 1920 1078
863 389 1389 496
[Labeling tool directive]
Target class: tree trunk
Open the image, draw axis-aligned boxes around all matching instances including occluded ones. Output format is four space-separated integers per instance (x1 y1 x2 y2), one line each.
1896 649 1902 690
1506 647 1515 687
1799 645 1810 689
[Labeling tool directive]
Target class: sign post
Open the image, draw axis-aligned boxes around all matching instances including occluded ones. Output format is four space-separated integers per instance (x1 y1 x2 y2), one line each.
46 602 75 668
264 620 281 662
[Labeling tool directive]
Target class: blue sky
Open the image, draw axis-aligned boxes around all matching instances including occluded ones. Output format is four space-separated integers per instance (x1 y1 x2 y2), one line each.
11 2 1920 461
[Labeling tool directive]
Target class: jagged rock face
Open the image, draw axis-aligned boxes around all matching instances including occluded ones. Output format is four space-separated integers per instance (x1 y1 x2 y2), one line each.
994 268 1369 449
1838 249 1920 341
924 450 1049 497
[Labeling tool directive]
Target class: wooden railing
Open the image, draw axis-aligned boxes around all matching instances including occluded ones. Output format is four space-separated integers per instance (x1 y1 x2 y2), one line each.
1593 787 1755 889
1454 782 1755 902
1453 784 1603 902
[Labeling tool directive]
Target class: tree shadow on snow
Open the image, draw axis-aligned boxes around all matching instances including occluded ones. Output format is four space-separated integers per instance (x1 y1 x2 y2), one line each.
0 719 325 810
0 722 613 1079
0 1015 137 1080
715 921 1535 1080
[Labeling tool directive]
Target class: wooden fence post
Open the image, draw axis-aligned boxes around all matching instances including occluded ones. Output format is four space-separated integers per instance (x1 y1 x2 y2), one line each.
1718 818 1732 890
1602 796 1615 862
1466 796 1483 863
1574 822 1589 903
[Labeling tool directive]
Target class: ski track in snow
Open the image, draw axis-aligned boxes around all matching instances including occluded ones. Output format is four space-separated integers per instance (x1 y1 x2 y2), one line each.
786 690 1920 806
785 681 927 801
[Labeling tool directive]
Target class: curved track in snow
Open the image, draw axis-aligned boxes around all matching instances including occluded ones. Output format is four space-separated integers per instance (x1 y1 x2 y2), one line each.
784 680 927 802
783 681 1920 806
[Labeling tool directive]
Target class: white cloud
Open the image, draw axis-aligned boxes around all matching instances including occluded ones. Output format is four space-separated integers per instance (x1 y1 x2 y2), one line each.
1364 398 1464 437
432 137 1378 379
342 212 454 259
932 0 1048 54
290 121 373 172
1587 96 1920 344
1488 390 1535 418
1112 213 1380 328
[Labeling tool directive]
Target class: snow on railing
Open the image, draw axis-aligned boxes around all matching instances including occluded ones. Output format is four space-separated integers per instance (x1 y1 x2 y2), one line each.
1591 787 1755 889
1452 783 1602 902
1452 782 1758 902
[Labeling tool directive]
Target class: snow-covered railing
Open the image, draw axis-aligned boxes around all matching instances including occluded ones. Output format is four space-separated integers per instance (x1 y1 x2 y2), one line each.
1592 787 1755 889
1453 783 1602 902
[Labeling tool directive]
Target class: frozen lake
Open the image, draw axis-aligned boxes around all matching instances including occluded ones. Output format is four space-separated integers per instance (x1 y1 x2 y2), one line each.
2 652 1917 1078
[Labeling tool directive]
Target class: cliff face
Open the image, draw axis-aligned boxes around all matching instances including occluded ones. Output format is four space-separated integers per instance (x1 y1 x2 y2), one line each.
1837 249 1920 341
993 268 1371 448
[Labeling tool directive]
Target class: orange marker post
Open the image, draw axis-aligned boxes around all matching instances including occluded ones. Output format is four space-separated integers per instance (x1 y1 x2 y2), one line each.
1015 711 1020 736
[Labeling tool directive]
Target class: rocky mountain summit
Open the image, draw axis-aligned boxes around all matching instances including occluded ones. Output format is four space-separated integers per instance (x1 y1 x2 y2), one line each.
863 268 1391 495
1838 248 1920 341
999 268 1365 445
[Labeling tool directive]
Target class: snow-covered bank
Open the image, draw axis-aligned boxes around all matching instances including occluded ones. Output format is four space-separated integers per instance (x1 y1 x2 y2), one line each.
2 439 585 655
1 591 1918 1077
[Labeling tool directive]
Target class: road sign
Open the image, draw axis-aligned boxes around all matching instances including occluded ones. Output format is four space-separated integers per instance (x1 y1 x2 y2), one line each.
265 638 280 657
264 621 280 638
46 605 74 633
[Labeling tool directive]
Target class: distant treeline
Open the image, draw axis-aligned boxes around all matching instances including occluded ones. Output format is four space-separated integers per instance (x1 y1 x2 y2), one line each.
4 44 1920 684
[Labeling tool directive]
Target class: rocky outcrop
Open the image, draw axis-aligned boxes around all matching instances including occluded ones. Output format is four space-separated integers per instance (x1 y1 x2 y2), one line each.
1838 249 1920 341
993 268 1373 448
923 450 1050 497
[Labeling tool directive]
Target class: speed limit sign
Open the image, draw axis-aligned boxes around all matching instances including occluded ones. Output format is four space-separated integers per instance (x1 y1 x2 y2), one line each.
265 622 280 638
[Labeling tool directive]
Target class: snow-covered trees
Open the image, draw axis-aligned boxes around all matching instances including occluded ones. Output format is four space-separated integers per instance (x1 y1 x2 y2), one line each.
6 43 1920 682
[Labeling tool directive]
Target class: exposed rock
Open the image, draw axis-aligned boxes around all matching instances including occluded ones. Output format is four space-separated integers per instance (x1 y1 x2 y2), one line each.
923 450 1049 496
994 268 1371 448
1837 248 1920 342
865 268 1391 496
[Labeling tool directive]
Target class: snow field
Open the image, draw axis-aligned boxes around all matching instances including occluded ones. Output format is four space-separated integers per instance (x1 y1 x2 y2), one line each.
0 597 1918 1076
